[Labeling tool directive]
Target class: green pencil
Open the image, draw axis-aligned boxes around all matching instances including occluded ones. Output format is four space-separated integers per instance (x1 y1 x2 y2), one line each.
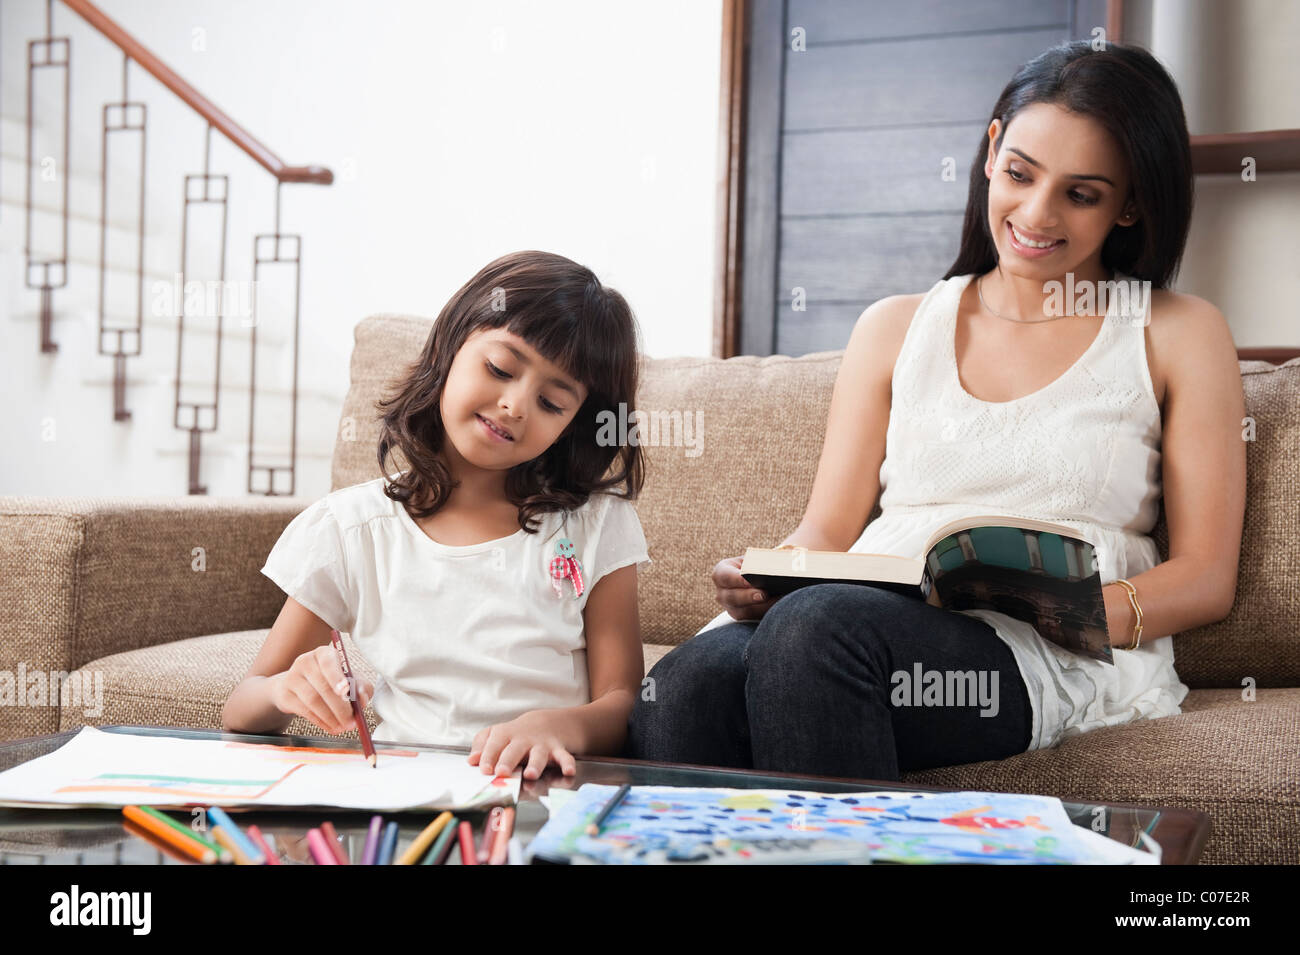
137 805 231 863
420 815 460 865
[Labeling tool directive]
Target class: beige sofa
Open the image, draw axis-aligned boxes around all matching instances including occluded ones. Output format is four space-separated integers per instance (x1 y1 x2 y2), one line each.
3 315 1297 864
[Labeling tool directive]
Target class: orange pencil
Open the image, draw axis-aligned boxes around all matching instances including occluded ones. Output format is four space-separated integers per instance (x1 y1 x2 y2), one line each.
212 826 257 865
122 819 201 864
122 805 215 864
331 628 377 767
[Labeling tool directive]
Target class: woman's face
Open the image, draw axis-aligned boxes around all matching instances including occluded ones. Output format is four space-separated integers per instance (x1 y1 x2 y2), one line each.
983 102 1136 280
439 327 589 477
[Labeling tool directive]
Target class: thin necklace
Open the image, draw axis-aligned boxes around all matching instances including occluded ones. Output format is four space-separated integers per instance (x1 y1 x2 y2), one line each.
977 274 1070 324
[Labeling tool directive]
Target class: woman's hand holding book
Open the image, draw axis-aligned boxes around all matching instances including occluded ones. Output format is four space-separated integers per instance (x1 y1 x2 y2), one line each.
712 556 777 622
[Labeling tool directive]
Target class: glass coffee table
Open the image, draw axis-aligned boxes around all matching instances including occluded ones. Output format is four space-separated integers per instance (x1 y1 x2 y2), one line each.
0 725 1208 864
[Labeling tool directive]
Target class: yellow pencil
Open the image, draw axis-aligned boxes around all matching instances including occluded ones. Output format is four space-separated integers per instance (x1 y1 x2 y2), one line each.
212 825 257 865
395 811 454 865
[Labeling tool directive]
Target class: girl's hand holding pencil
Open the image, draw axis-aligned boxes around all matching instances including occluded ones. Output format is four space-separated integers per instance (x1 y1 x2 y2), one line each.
468 709 580 780
268 644 375 736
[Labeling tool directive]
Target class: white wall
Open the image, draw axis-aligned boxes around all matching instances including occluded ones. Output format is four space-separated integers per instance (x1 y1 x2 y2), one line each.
1127 0 1300 347
0 0 722 498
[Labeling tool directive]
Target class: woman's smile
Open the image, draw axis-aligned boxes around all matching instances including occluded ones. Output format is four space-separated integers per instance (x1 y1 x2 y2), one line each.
1006 220 1066 258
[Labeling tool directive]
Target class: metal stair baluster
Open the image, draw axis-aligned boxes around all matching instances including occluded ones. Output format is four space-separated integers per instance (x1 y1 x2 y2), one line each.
248 182 301 496
174 124 228 495
25 0 70 353
98 53 147 421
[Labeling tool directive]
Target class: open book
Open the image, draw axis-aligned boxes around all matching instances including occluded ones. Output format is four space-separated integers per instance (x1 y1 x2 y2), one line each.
741 515 1113 663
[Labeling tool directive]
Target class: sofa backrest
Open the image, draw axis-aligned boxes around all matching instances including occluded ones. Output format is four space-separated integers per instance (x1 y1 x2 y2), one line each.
332 315 1300 689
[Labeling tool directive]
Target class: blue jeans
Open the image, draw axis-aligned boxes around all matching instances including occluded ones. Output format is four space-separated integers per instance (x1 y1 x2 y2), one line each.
626 584 1034 780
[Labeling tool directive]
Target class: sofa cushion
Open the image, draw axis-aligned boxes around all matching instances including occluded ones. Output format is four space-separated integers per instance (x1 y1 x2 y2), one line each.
1152 359 1300 687
59 630 380 741
332 316 1299 681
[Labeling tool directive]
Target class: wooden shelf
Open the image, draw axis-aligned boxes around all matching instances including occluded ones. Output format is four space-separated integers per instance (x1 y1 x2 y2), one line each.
1190 129 1300 175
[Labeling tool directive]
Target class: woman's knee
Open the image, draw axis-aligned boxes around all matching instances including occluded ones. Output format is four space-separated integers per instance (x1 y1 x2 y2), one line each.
748 584 899 672
633 624 753 715
627 622 755 761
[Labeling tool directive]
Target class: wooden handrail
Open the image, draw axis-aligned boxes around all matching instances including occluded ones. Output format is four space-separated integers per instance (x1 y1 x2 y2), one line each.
61 0 332 185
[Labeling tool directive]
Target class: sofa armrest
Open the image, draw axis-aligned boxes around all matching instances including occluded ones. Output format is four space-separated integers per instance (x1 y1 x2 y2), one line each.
0 495 313 739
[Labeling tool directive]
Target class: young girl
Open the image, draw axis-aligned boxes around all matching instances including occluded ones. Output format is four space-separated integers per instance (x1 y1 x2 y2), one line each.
223 250 652 781
629 41 1245 778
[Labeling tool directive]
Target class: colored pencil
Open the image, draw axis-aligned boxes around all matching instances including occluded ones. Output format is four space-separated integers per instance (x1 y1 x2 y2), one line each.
477 807 501 863
132 805 228 862
361 815 383 865
212 826 258 865
318 820 349 864
457 820 479 865
397 811 454 865
207 806 266 864
586 784 631 835
488 807 514 865
121 818 207 864
376 820 400 865
331 628 376 767
121 806 215 864
245 824 280 865
420 816 459 865
306 827 339 865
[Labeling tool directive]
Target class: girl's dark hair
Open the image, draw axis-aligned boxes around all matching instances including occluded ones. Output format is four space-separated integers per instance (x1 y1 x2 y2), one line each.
945 40 1193 288
375 250 645 533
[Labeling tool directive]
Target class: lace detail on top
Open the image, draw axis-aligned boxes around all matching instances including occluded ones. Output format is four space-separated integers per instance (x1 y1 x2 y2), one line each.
871 272 1163 546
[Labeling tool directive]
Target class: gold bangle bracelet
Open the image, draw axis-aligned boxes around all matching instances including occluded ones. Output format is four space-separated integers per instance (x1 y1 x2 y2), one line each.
1112 578 1144 651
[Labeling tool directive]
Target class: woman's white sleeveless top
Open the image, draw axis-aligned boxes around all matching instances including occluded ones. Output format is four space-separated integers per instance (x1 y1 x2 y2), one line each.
850 272 1187 749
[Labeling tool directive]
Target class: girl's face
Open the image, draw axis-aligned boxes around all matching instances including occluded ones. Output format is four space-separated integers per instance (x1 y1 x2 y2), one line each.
983 102 1137 280
439 327 589 477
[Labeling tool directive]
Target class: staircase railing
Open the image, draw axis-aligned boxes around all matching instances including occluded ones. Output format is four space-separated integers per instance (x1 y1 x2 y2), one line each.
20 0 332 495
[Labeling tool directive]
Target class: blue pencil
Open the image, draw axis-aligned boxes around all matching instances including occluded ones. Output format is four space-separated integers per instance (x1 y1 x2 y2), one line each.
206 806 266 865
376 820 401 865
361 814 384 865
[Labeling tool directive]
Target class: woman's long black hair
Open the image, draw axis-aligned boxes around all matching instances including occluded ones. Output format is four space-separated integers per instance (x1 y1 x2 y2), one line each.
945 40 1193 289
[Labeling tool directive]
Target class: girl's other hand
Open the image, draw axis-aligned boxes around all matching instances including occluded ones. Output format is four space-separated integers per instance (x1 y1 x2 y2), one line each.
468 711 578 780
712 556 777 621
268 646 374 736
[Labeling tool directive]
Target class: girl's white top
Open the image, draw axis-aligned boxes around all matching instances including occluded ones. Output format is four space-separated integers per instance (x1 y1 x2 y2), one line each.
696 272 1188 750
262 474 651 746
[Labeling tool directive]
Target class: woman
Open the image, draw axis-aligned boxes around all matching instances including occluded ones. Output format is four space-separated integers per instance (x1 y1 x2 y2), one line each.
626 41 1246 780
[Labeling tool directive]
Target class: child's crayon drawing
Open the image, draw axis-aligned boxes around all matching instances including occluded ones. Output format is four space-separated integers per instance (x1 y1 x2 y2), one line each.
0 727 520 811
528 785 1106 864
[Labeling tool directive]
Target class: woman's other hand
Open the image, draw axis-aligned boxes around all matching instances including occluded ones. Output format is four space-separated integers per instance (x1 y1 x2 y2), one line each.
712 556 778 621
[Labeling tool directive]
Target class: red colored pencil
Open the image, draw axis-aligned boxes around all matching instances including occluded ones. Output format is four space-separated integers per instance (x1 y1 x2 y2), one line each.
245 824 280 865
478 808 501 863
489 807 514 865
331 628 376 767
457 820 479 865
306 828 339 865
320 820 350 864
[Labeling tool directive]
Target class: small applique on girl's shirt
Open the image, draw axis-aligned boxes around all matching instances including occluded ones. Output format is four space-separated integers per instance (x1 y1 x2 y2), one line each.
547 535 585 598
